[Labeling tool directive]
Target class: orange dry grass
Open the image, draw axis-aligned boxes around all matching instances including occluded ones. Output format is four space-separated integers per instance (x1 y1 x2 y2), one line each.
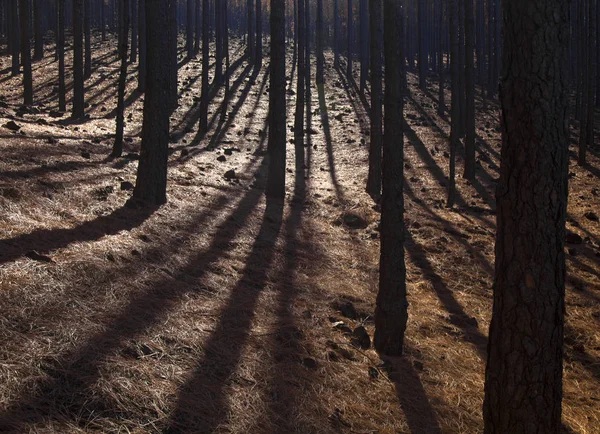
0 36 599 434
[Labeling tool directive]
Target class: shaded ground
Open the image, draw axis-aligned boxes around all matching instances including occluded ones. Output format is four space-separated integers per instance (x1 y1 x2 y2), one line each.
0 35 599 433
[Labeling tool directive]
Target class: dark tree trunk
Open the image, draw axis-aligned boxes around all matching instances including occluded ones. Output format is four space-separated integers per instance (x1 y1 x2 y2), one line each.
133 0 171 205
102 0 107 41
359 0 368 93
247 0 254 62
483 1 569 433
194 0 200 55
366 0 382 201
72 0 85 118
463 0 475 179
200 0 209 132
316 0 324 84
437 0 445 116
113 0 131 158
19 0 33 105
33 0 43 61
447 0 458 207
579 0 596 166
187 0 194 58
84 0 92 79
138 0 147 91
168 0 177 110
347 0 353 78
58 0 66 112
305 0 310 97
267 0 286 199
334 0 340 67
375 0 407 356
256 0 262 66
220 0 230 123
294 0 305 141
215 0 223 84
131 0 138 62
9 0 20 77
418 0 426 89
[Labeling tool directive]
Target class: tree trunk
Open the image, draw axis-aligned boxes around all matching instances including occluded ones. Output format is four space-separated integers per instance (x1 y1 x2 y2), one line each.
437 0 445 117
316 0 324 84
9 0 20 77
131 0 138 62
72 0 85 117
347 0 353 78
247 0 254 61
267 0 286 199
194 0 200 55
334 0 340 67
33 0 43 61
138 0 147 91
294 0 305 141
102 0 107 41
113 0 131 158
133 0 171 205
58 0 66 112
359 0 368 93
447 0 458 207
579 0 596 166
366 0 382 201
200 0 209 132
256 0 262 66
19 0 33 105
375 0 407 356
418 0 426 89
84 0 92 79
463 0 475 179
168 0 178 110
187 0 194 58
483 1 569 432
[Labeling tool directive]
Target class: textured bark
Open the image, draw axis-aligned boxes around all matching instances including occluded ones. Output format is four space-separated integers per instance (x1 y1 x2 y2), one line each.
579 0 596 166
138 0 147 91
247 0 254 62
347 0 353 79
267 0 286 199
374 0 407 357
133 0 171 205
168 0 178 110
19 0 33 105
334 0 340 67
294 0 305 141
366 0 382 201
359 0 368 93
256 0 262 66
33 0 43 61
418 0 426 89
200 0 209 132
447 0 458 207
58 0 66 112
187 0 194 58
84 0 91 79
437 0 445 117
72 0 85 118
463 0 475 180
483 1 569 432
113 0 131 158
316 0 324 84
131 0 138 63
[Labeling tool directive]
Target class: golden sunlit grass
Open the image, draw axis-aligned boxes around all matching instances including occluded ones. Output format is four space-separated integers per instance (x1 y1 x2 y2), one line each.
0 36 599 433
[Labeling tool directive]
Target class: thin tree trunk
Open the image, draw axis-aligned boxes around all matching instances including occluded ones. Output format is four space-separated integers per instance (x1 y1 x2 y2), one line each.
19 0 33 105
295 0 305 141
131 0 138 62
359 0 367 93
256 0 262 66
84 0 92 79
58 0 66 112
200 0 209 131
113 0 130 158
366 0 382 200
138 0 147 91
73 0 85 117
375 0 407 356
267 0 286 199
247 0 254 61
447 0 458 207
463 0 475 179
316 0 324 84
347 0 353 78
334 0 340 67
437 0 445 116
33 0 43 61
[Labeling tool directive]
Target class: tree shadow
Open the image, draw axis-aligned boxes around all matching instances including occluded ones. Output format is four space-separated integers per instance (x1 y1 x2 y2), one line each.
0 159 270 432
0 202 157 266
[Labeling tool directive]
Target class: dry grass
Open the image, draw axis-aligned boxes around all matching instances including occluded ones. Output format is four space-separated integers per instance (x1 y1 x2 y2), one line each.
0 35 599 433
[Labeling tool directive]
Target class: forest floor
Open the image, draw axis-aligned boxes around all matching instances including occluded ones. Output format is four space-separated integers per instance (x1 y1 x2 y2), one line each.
0 36 599 434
